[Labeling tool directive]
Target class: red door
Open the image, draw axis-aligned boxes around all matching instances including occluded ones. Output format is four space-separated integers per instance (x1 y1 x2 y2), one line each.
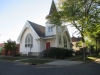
46 42 50 50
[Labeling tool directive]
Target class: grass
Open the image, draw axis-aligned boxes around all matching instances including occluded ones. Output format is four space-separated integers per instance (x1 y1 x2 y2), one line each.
0 57 22 61
0 56 53 64
0 53 99 64
70 53 100 63
20 59 52 65
0 55 36 61
89 54 100 58
87 53 100 60
14 56 37 58
70 57 93 62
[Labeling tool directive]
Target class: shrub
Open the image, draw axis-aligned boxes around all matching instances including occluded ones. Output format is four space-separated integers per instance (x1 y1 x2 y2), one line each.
13 54 20 57
43 47 74 59
65 49 74 57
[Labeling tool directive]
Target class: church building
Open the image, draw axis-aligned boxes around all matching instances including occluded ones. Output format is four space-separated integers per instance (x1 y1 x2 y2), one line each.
17 0 72 56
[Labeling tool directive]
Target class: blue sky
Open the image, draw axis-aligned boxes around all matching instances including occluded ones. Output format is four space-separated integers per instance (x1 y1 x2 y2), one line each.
0 0 76 43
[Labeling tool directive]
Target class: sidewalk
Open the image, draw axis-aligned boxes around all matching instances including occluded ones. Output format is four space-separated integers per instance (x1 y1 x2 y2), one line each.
94 58 100 64
44 60 84 66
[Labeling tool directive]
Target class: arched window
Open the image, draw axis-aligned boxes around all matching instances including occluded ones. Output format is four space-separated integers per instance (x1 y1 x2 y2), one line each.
25 33 33 47
58 36 62 45
63 36 67 48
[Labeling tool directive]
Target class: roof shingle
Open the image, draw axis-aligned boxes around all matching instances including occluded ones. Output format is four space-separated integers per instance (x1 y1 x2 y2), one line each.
28 21 45 37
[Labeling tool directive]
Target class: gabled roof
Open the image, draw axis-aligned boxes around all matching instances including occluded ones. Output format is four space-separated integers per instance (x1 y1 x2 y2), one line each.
28 21 45 37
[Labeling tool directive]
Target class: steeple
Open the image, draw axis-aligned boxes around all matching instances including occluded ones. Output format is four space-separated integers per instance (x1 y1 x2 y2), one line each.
46 0 57 19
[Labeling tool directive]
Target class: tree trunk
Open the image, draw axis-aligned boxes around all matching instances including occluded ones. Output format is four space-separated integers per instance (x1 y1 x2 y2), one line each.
81 36 86 61
96 38 98 54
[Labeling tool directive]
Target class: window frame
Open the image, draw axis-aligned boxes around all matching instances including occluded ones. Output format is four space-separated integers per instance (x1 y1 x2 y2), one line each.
25 33 33 48
58 36 62 45
58 26 61 32
48 26 53 32
63 36 67 48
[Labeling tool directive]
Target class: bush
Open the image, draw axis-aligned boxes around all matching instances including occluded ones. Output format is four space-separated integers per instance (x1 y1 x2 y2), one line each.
13 54 20 57
43 47 74 59
65 49 74 57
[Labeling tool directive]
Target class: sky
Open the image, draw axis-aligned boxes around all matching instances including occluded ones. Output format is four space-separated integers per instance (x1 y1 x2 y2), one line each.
0 0 77 43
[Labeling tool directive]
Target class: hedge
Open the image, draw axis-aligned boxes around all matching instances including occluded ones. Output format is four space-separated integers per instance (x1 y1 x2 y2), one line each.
43 47 74 59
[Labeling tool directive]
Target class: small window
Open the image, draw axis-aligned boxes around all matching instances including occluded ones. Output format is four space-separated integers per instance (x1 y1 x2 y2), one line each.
28 44 30 47
48 26 53 32
63 36 67 48
25 44 27 47
31 44 33 47
58 26 61 32
58 36 62 45
48 27 50 32
51 26 53 32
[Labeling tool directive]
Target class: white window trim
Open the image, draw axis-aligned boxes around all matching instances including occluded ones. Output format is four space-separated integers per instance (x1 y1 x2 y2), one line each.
25 33 33 48
58 26 61 32
63 36 67 48
48 26 53 32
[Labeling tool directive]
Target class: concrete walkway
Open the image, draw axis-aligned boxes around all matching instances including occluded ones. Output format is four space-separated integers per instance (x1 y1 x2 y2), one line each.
95 58 100 64
45 60 84 66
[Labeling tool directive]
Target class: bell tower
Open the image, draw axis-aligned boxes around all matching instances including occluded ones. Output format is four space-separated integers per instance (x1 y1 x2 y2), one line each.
45 0 57 36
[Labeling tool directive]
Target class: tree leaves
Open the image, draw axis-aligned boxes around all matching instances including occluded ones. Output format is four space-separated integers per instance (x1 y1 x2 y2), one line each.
4 40 17 51
50 0 100 43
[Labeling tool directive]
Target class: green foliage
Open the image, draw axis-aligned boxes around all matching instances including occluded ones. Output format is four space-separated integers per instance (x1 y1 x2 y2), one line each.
43 47 73 59
0 47 4 54
76 41 82 47
4 39 17 51
50 0 100 44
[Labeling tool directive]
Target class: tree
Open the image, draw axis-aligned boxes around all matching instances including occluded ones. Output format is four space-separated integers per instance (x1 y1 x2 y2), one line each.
85 24 100 53
50 0 100 40
4 39 17 56
49 0 100 60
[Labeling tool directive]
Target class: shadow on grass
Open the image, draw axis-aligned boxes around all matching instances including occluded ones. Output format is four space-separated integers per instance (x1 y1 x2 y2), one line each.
20 59 53 65
0 56 53 65
70 54 100 63
0 57 22 61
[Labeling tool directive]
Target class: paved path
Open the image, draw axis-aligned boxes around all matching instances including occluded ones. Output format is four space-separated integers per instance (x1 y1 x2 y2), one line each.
95 58 100 64
45 60 84 66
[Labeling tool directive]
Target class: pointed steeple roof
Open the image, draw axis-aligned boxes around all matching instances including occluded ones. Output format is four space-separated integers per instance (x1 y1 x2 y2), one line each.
46 0 57 19
49 0 57 15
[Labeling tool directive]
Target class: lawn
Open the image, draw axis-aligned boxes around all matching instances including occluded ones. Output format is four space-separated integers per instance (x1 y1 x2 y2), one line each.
0 55 37 60
87 53 100 60
70 53 100 63
0 56 53 64
0 57 22 61
20 59 52 65
14 56 37 58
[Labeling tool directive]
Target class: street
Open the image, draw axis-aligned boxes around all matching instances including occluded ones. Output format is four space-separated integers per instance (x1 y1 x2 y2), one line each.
0 60 100 75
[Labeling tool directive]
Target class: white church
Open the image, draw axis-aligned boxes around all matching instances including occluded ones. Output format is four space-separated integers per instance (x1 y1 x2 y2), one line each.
17 0 72 56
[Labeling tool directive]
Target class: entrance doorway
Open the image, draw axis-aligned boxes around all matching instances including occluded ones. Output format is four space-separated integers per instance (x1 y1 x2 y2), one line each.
46 42 50 50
